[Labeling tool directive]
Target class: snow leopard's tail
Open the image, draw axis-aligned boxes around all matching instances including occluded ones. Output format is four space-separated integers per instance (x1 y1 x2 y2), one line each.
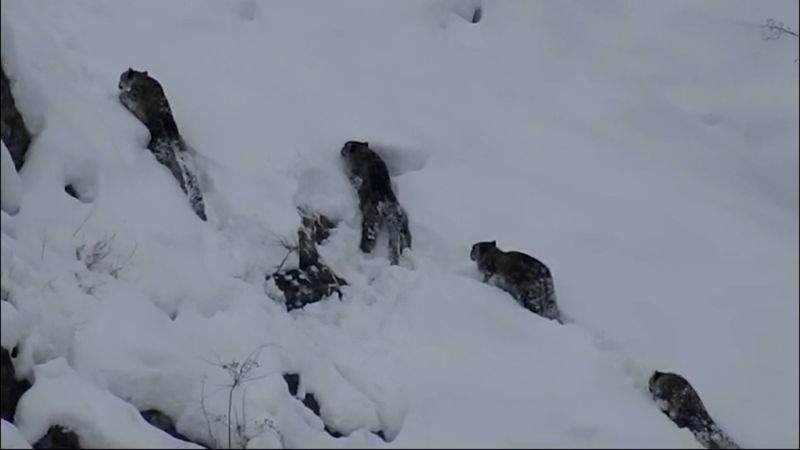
150 137 207 221
542 277 562 323
690 420 739 449
519 276 561 323
380 201 412 265
176 150 207 222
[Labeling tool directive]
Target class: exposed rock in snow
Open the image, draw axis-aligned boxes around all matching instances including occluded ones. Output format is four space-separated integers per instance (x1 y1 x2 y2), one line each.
1 346 30 423
32 425 80 449
0 63 31 171
268 228 347 311
14 359 203 449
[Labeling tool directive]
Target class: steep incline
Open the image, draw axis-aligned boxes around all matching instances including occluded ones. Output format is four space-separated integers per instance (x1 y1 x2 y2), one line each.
1 1 797 448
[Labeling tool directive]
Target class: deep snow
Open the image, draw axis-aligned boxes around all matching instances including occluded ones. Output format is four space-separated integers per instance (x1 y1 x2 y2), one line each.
0 0 797 448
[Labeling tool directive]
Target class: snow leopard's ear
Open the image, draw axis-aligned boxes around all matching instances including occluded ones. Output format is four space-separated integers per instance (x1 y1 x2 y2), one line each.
490 240 496 247
143 71 148 76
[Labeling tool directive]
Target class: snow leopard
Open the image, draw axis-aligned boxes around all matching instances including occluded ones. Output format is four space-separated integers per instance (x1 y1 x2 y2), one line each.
118 68 179 140
470 240 561 322
649 370 739 449
341 140 411 265
118 68 206 221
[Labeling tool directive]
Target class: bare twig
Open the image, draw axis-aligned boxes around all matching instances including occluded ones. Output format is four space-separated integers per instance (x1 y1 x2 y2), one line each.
762 18 799 40
241 386 248 447
109 242 138 279
40 230 47 260
75 233 136 280
199 344 279 448
273 238 297 273
228 381 234 448
200 376 218 448
72 203 98 238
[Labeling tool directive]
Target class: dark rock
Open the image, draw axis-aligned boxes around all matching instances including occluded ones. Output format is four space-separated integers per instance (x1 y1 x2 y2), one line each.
0 347 16 421
471 6 483 23
302 392 320 417
1 63 32 171
451 0 483 25
296 228 319 271
285 368 383 442
324 426 343 438
269 229 347 312
63 183 93 204
299 208 337 245
1 346 31 423
270 268 344 312
33 425 80 449
64 185 79 200
140 409 193 443
282 373 300 397
300 392 345 439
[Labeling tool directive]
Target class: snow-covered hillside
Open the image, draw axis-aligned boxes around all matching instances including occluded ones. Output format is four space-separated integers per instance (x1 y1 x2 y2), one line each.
1 0 798 448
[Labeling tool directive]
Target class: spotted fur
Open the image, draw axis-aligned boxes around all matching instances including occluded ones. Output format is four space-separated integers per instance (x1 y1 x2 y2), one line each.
471 240 560 321
118 68 206 221
649 371 739 449
341 141 411 265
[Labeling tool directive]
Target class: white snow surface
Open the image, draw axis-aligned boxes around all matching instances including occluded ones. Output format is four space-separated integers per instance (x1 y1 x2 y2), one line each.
0 142 22 215
1 419 31 449
0 0 797 448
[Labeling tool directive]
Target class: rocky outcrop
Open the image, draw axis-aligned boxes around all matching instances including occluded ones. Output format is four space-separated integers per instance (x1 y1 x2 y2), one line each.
140 409 193 443
0 63 31 171
282 371 388 441
33 425 80 449
268 226 347 312
298 208 337 245
1 346 31 423
282 373 300 397
281 372 344 439
451 0 483 24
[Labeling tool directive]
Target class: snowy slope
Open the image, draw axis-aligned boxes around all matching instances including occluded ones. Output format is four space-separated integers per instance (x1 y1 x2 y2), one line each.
1 0 797 448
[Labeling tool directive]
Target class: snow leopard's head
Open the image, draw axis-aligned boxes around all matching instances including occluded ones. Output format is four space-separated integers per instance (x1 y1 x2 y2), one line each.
340 140 369 159
118 67 148 92
470 240 497 262
649 370 666 397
